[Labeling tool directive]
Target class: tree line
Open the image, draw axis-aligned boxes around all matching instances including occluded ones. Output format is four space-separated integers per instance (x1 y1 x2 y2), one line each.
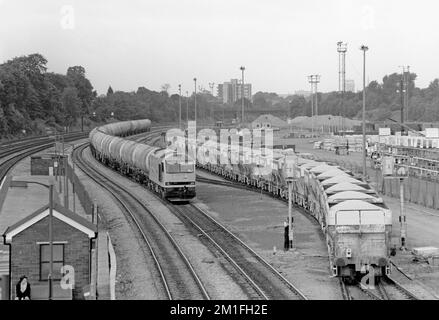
0 54 226 137
253 73 439 123
0 54 95 137
2 53 439 138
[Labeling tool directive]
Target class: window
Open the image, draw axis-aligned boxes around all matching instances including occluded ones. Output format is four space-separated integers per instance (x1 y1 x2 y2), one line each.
165 161 194 173
166 162 180 173
40 244 65 281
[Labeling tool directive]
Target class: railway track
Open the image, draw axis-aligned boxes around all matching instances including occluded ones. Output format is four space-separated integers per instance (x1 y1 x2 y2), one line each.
380 276 419 300
340 278 387 300
90 131 308 300
165 202 307 300
196 171 422 300
110 129 420 300
0 132 87 157
0 132 88 182
132 132 308 299
339 279 352 300
73 144 210 300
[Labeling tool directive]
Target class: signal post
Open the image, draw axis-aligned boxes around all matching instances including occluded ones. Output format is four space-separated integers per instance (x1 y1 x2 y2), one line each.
285 156 298 249
382 155 408 251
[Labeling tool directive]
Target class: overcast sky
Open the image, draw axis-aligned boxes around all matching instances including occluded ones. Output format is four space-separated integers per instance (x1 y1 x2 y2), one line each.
1 0 438 95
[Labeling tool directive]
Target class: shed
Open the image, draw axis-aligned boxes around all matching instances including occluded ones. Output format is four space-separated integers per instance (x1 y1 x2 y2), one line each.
251 114 288 130
3 203 97 300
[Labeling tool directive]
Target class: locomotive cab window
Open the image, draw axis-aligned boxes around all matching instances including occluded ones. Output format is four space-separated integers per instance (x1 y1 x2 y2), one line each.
180 162 194 173
165 161 194 173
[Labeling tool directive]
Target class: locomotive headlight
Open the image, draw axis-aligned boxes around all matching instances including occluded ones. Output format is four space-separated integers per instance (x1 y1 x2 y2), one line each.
346 248 352 258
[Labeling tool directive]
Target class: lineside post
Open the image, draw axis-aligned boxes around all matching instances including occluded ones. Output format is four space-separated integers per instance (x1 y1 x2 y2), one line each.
287 180 293 249
400 178 407 250
382 155 408 251
285 156 297 249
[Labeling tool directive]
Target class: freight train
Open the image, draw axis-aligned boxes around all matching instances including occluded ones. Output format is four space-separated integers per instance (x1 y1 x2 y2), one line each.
176 130 392 280
89 120 196 201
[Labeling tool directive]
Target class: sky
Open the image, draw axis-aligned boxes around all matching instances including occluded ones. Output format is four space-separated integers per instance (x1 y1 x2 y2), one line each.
1 0 438 95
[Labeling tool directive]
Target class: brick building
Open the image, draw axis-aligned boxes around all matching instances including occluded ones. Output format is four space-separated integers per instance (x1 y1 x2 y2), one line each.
3 202 97 300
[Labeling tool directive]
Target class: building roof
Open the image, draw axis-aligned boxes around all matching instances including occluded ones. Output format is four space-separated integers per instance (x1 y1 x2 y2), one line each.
3 203 97 243
288 115 362 129
252 114 288 128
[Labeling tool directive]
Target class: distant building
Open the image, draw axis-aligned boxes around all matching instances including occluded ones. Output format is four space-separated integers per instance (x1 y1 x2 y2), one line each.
218 79 252 104
251 114 288 130
217 84 223 100
345 80 355 92
294 90 312 97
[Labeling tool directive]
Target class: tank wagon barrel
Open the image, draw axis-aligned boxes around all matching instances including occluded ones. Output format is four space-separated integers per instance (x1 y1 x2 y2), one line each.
89 120 196 201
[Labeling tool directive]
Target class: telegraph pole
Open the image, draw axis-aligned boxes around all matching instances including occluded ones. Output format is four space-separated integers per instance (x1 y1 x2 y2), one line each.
308 75 321 135
308 76 315 137
360 45 369 180
337 42 347 132
186 91 189 126
314 75 320 120
398 66 410 129
178 84 182 129
400 177 407 250
194 78 197 124
208 82 215 121
337 42 347 92
398 73 405 135
406 66 410 122
208 82 215 96
240 66 245 124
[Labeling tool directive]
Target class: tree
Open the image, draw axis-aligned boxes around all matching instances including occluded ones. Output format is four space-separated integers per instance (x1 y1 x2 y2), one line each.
253 92 270 108
288 95 307 118
107 86 114 96
161 83 171 94
61 87 81 127
66 65 94 116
